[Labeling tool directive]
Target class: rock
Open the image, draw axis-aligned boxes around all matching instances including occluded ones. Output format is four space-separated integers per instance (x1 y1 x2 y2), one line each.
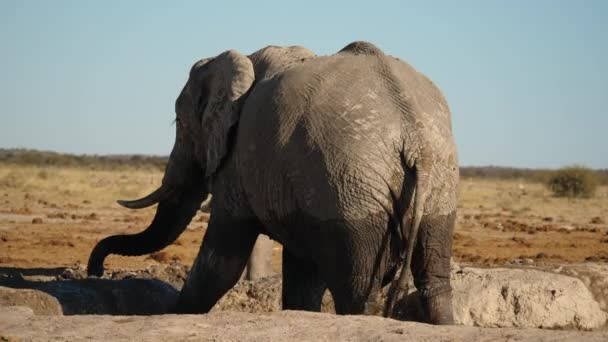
84 213 98 220
109 262 188 289
590 216 604 224
552 263 608 312
0 286 62 315
1 309 607 341
452 267 607 329
216 267 607 330
215 276 282 313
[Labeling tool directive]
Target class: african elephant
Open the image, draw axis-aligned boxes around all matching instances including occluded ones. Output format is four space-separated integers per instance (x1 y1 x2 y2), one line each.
87 41 459 324
201 195 274 281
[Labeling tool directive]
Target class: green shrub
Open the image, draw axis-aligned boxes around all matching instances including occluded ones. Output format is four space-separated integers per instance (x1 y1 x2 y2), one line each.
546 166 598 198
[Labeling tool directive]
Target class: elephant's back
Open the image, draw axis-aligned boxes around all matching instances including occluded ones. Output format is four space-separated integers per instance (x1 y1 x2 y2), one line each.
237 54 407 225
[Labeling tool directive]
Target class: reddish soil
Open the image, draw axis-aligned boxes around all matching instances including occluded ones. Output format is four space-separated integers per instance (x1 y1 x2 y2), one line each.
1 171 607 273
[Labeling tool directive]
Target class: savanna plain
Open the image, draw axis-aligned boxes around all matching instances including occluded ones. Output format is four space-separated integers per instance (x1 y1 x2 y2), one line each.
1 150 608 341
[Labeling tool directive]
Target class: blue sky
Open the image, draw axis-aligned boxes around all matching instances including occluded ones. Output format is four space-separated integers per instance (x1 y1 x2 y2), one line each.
1 1 606 168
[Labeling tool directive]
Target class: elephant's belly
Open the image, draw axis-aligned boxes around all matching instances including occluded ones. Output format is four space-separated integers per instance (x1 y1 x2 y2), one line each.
240 148 402 261
236 105 406 260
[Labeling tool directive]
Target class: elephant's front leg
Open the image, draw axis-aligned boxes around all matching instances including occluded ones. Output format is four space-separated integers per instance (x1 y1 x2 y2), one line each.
411 211 456 325
282 249 326 311
175 217 260 313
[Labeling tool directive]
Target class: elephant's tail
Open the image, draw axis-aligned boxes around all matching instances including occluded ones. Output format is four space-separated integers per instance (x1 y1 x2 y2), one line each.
383 155 430 317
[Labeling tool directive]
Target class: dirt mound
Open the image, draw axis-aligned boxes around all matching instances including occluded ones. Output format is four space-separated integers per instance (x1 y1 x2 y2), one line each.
215 265 607 330
0 286 61 315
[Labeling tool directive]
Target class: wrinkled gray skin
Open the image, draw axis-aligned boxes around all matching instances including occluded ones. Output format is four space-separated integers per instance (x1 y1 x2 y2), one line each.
201 195 273 281
87 41 458 324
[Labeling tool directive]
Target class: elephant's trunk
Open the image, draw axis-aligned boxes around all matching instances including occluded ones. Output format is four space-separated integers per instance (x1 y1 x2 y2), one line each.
87 184 206 276
87 145 207 277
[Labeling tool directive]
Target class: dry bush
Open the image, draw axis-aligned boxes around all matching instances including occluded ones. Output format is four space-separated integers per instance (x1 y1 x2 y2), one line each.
597 169 608 185
546 166 598 198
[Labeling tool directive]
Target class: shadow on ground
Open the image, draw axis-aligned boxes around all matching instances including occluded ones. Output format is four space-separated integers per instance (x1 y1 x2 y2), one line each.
0 266 178 315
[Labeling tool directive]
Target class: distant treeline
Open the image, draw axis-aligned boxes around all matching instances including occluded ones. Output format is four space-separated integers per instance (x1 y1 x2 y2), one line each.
460 166 608 185
1 148 607 185
0 148 167 171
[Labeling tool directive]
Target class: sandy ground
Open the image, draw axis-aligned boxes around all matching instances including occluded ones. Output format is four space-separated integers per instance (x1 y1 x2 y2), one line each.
1 165 607 273
3 307 608 342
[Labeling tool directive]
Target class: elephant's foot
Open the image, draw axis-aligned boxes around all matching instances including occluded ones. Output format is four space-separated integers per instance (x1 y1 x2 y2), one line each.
421 288 454 325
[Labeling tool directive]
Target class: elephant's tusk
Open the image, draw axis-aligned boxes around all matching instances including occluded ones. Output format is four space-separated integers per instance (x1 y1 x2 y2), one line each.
117 186 174 209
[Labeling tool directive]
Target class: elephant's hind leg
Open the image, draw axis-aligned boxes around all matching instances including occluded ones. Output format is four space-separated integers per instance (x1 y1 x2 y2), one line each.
321 219 386 316
282 249 326 311
175 217 260 313
329 275 383 315
411 211 456 325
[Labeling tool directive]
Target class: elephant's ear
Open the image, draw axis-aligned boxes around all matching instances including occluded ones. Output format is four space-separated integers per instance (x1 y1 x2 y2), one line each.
198 50 255 178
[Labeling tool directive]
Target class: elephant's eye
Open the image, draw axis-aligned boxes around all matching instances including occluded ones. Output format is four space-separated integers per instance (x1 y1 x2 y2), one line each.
174 117 184 128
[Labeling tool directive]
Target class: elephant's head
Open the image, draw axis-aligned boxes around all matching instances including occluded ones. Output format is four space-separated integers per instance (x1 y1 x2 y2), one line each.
87 50 255 276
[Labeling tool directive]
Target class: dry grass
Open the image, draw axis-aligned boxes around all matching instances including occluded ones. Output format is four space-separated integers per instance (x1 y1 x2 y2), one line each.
456 177 608 264
0 163 198 271
459 177 608 226
0 164 163 207
0 158 607 273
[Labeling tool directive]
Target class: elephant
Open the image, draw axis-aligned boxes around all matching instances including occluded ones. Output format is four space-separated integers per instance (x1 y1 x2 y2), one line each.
200 194 274 281
87 41 459 324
